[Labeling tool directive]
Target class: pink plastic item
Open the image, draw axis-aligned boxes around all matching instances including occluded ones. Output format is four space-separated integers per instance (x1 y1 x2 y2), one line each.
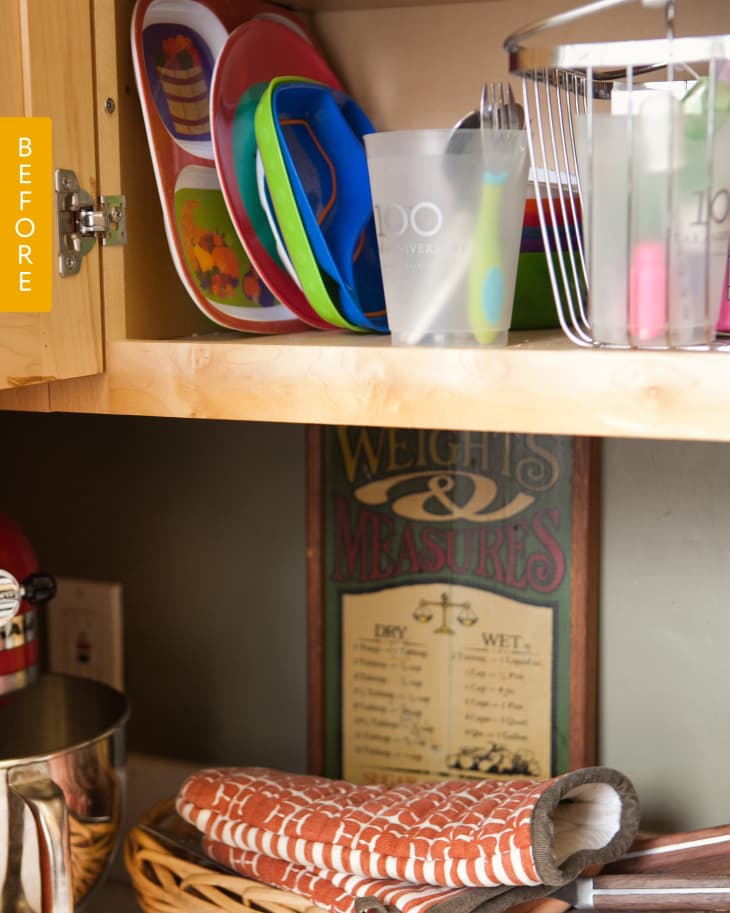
716 254 730 334
629 241 667 342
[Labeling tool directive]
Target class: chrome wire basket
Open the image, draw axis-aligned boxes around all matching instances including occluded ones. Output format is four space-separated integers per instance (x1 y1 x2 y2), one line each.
505 0 730 349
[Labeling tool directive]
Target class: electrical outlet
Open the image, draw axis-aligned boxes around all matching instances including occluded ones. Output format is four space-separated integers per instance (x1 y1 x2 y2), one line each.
47 577 124 690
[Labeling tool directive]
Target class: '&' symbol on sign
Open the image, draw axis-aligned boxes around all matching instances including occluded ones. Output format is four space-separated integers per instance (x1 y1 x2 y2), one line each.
354 470 534 522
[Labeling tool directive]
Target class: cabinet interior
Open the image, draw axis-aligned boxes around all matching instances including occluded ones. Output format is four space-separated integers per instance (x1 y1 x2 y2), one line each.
2 0 730 841
5 0 729 436
112 0 729 342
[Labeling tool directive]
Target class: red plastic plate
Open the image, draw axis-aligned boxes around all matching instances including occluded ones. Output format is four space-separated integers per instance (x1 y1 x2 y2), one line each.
210 19 346 329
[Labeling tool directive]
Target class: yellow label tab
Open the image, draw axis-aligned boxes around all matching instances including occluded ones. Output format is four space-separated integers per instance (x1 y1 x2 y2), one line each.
0 117 53 312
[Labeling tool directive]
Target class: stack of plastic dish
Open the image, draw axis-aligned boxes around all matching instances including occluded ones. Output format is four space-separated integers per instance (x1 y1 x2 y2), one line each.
132 0 387 334
254 77 388 332
510 177 582 331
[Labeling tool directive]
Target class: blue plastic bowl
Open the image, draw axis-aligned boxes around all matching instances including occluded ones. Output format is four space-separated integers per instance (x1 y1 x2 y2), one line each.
269 79 388 332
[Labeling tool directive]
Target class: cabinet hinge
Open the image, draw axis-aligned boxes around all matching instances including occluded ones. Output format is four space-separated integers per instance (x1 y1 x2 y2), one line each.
55 168 127 277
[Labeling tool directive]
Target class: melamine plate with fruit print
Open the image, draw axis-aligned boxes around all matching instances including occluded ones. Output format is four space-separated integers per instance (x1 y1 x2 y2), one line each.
131 0 311 332
175 165 294 317
138 0 226 158
210 18 346 329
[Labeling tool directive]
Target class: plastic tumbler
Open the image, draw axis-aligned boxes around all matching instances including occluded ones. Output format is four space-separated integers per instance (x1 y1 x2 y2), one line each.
364 128 530 346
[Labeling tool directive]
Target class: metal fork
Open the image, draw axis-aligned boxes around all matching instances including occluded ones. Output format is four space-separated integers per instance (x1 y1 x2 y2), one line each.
481 82 525 131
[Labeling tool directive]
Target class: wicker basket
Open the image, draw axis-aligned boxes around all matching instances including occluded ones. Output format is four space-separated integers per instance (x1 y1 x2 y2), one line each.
125 798 328 913
71 811 119 905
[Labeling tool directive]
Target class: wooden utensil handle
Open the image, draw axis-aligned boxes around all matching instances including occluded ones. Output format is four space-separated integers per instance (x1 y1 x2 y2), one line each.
605 824 730 875
590 874 730 910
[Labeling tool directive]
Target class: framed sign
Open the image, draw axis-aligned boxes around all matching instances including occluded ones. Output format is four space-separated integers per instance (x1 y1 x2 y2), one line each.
307 427 599 784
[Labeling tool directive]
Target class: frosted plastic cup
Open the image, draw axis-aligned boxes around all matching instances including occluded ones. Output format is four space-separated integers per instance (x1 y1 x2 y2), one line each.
364 128 530 346
576 94 730 347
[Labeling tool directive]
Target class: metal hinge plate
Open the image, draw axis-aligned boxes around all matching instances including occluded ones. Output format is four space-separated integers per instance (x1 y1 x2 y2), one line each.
55 168 127 277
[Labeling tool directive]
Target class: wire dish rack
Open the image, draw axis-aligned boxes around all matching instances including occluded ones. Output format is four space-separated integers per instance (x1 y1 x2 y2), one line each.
505 0 730 349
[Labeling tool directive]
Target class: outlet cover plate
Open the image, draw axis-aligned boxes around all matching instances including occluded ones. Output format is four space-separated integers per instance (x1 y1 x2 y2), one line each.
47 577 124 691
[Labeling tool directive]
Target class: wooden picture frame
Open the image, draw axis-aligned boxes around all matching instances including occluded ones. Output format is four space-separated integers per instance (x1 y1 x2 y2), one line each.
307 427 600 783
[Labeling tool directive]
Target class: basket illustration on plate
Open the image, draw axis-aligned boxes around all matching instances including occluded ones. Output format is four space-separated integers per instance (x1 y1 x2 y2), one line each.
153 32 210 138
505 0 730 350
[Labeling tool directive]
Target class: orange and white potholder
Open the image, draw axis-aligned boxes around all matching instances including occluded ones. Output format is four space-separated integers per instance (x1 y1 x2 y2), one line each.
177 766 639 913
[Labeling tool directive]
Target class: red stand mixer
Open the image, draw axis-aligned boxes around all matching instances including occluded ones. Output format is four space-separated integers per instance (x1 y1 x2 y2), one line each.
0 513 56 695
0 513 128 913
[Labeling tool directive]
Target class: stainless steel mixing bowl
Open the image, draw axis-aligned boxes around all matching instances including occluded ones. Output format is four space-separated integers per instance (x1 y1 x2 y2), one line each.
0 673 129 913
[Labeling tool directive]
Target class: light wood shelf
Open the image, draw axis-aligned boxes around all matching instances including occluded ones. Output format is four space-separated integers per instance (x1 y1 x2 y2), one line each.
43 330 730 441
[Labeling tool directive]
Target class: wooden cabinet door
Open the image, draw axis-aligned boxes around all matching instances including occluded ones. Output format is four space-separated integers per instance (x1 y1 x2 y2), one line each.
0 0 103 394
